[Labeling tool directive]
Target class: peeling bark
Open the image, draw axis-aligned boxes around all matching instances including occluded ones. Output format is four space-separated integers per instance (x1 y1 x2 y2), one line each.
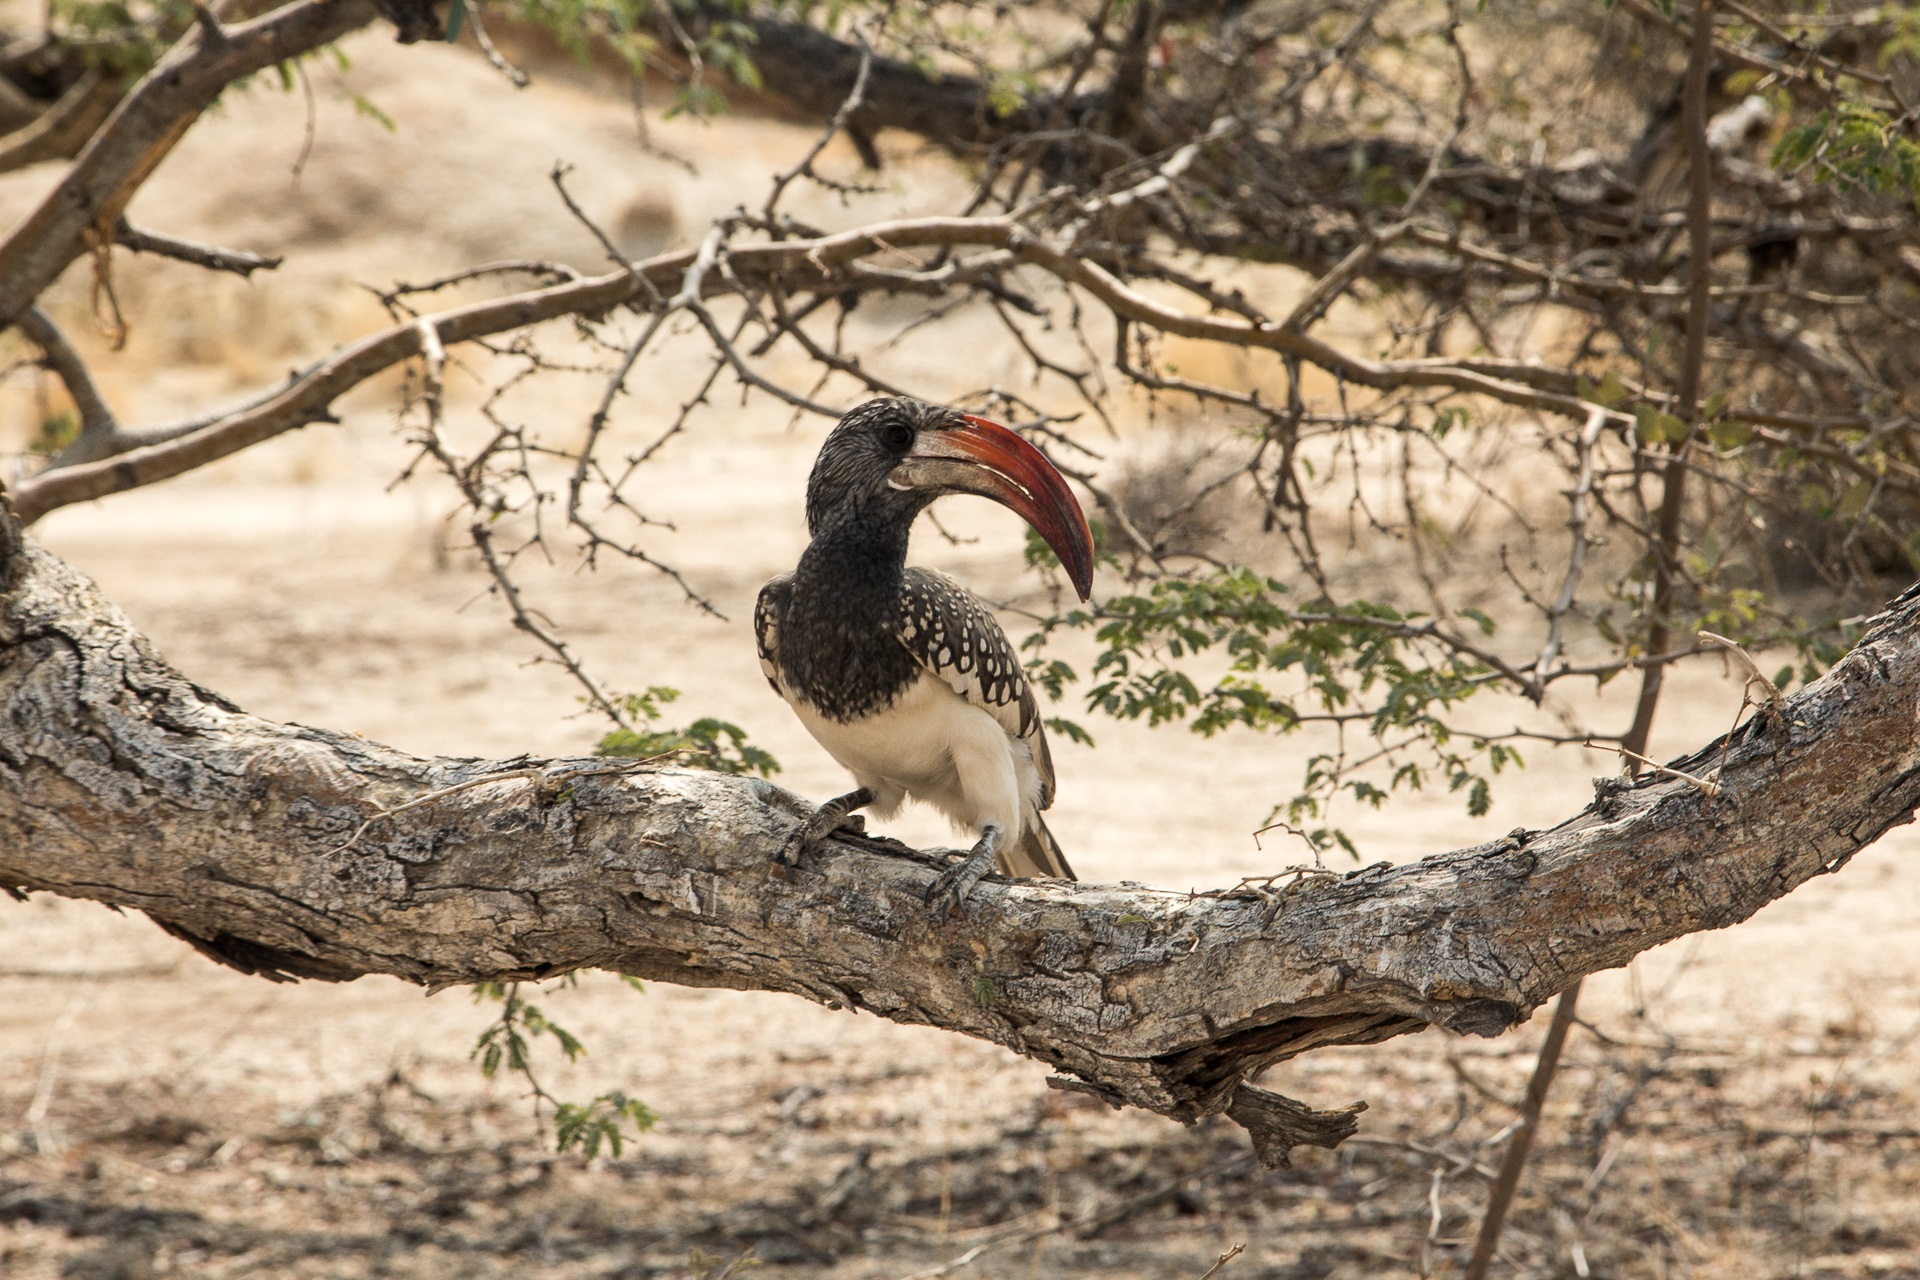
1 513 1915 1164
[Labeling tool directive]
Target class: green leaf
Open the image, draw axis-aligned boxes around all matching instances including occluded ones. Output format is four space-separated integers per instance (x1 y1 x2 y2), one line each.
1045 715 1094 747
1634 407 1687 445
466 977 655 1157
1577 370 1628 408
1771 102 1920 200
28 411 79 458
1836 480 1875 521
596 687 779 776
1707 418 1754 448
351 94 396 132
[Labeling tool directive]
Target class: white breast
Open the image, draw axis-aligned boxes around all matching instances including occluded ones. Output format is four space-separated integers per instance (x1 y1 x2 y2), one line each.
789 670 1042 839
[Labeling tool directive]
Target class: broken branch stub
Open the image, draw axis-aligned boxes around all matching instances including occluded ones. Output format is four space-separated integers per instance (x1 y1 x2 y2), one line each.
0 517 1915 1163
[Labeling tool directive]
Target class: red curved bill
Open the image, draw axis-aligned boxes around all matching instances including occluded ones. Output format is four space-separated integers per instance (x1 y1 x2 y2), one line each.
925 415 1094 601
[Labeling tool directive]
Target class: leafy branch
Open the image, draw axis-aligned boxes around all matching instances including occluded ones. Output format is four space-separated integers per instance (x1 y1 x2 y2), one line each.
596 685 780 777
1025 566 1523 858
470 978 658 1158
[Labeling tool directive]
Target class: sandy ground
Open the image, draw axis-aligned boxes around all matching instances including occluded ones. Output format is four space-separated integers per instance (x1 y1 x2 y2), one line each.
1 27 1918 1280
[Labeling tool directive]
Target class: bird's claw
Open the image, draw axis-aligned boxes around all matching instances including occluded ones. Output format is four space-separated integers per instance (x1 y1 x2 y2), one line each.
775 826 816 868
776 799 868 868
924 838 998 922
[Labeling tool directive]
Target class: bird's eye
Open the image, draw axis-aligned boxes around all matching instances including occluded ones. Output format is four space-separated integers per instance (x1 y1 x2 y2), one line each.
880 422 915 452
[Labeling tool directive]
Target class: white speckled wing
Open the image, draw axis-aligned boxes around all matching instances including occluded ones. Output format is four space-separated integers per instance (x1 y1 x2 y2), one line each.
754 573 792 693
895 567 1056 810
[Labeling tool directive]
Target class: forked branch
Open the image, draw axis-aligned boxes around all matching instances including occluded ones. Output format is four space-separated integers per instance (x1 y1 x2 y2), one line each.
0 0 379 329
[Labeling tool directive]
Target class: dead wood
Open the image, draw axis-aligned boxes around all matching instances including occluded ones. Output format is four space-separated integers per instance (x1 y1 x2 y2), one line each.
0 513 1915 1163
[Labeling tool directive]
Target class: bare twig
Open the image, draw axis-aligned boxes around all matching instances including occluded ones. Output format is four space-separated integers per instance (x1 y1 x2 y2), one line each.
893 1153 1255 1280
23 996 79 1156
1196 1244 1245 1280
1282 218 1412 334
1584 741 1722 798
406 315 647 731
463 1 530 88
114 219 282 278
762 19 878 222
1698 629 1788 715
1530 407 1610 698
414 318 446 422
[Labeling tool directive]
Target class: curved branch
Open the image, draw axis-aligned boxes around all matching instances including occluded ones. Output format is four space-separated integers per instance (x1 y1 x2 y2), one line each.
11 215 1628 524
1 516 1915 1164
14 306 119 449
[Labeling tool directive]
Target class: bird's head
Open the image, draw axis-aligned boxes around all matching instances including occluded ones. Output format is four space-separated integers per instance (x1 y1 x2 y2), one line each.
806 397 1095 601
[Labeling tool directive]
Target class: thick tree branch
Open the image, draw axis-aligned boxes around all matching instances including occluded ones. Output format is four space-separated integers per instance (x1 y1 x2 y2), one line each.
658 3 1087 153
1 520 1915 1164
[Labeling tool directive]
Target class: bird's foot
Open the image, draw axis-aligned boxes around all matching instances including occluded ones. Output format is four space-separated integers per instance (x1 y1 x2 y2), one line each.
776 787 874 868
924 825 1001 921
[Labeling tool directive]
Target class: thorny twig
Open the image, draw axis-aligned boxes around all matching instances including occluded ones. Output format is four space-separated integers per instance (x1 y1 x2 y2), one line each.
408 317 647 731
1530 407 1610 700
114 219 281 277
1698 629 1788 716
762 18 879 223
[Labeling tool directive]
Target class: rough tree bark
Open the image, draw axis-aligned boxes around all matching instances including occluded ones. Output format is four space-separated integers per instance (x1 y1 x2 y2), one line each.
2 505 1916 1165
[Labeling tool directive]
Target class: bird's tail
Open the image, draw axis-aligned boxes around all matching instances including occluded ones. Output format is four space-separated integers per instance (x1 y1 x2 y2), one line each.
998 812 1076 881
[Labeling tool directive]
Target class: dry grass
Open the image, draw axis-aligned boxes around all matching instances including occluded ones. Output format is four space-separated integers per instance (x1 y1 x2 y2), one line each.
5 975 1918 1278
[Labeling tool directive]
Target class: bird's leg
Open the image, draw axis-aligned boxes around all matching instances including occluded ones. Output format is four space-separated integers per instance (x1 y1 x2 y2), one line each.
924 824 1002 921
777 787 874 866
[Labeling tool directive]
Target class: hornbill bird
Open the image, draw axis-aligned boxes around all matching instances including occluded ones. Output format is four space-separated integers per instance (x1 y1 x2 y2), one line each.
756 397 1096 913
